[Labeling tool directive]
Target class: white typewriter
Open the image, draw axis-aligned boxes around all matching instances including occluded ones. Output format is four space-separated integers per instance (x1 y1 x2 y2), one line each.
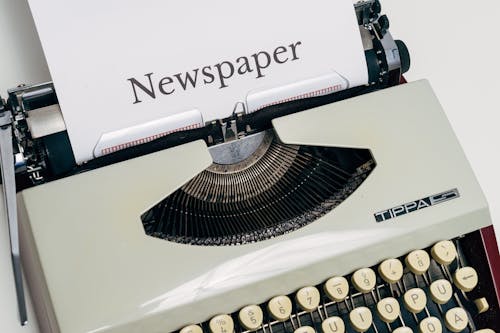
0 1 498 333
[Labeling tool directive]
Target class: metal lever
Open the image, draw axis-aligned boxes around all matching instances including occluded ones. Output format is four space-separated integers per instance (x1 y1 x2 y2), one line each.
0 110 28 325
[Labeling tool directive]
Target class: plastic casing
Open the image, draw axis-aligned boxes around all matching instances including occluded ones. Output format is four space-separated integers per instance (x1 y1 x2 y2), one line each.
10 80 491 333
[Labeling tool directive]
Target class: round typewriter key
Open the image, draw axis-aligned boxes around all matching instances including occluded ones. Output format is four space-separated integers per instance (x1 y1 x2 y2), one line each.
429 279 453 304
296 286 321 312
349 307 373 332
405 250 430 275
403 288 427 313
378 258 404 284
393 328 413 333
351 268 376 293
181 324 203 333
419 317 442 333
444 307 469 333
294 326 315 333
474 330 495 333
238 305 263 331
209 314 234 333
431 240 457 265
453 267 478 292
322 316 345 333
324 276 349 302
376 297 400 323
268 295 292 321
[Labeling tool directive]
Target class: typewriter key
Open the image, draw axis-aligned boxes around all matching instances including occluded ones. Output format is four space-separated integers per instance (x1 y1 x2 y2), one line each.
349 307 373 332
324 276 349 302
444 307 468 333
419 317 442 333
351 268 376 293
474 297 489 314
393 327 413 333
268 295 292 321
431 240 457 265
209 314 234 333
403 288 427 313
180 325 203 333
294 326 315 333
429 279 453 304
453 267 478 292
376 297 400 323
321 316 345 333
378 258 404 284
296 286 321 312
406 250 430 275
238 305 263 331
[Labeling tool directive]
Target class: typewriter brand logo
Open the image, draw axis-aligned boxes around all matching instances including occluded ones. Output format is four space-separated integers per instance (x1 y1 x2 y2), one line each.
374 189 460 222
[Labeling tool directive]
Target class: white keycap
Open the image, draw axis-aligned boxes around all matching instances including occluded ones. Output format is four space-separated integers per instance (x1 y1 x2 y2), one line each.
419 317 442 333
474 297 489 314
394 328 413 333
349 306 373 332
181 324 203 333
453 267 478 292
376 297 400 323
321 316 345 333
378 258 404 284
294 326 316 333
238 305 263 331
351 268 376 293
403 288 427 313
429 279 453 304
324 276 349 302
296 286 321 312
268 295 292 321
474 330 495 333
431 240 457 265
209 314 234 333
405 250 430 275
445 307 469 333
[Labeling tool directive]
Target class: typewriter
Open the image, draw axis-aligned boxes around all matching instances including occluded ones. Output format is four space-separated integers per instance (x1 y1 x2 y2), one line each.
0 1 498 333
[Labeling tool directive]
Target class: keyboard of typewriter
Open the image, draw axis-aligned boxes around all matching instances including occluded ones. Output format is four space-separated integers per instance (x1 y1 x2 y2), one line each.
178 234 497 333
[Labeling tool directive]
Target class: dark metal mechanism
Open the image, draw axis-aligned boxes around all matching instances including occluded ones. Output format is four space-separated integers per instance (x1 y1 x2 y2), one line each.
0 0 409 190
141 131 375 245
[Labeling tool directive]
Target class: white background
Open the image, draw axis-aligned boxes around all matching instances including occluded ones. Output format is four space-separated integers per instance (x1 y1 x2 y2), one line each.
0 0 499 332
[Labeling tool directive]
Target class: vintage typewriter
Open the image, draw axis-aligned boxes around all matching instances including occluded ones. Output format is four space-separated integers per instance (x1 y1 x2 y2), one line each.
0 1 498 333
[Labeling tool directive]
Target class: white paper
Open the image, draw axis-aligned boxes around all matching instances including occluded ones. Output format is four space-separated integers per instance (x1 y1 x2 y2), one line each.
27 0 368 164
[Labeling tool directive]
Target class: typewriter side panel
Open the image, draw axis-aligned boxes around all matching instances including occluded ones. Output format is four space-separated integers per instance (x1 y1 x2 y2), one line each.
18 81 493 333
273 79 491 241
17 193 59 333
0 189 41 333
18 140 213 333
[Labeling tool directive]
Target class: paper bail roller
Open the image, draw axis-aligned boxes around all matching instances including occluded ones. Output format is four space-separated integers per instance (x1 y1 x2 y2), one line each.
245 71 349 114
93 109 203 158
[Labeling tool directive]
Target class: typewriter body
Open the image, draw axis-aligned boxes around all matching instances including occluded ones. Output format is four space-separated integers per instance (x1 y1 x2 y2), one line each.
0 1 498 333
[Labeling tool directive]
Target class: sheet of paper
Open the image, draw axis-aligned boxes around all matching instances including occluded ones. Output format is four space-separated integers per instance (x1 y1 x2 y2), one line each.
27 0 368 164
